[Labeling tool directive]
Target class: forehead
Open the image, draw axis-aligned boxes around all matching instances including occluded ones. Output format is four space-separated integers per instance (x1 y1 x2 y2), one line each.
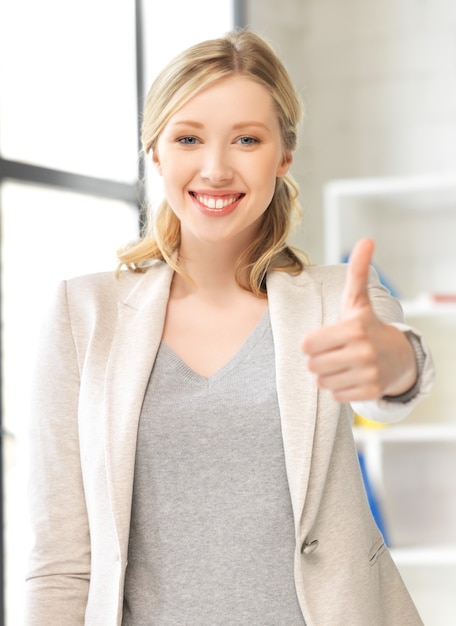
166 75 279 127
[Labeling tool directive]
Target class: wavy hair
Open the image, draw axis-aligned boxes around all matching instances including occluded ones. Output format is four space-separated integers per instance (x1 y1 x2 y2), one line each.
117 30 309 294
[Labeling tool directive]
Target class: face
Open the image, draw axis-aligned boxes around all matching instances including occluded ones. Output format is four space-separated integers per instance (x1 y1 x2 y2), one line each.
152 75 292 250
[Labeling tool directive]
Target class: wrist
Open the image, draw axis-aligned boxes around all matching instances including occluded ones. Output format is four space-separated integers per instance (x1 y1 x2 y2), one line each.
383 331 424 403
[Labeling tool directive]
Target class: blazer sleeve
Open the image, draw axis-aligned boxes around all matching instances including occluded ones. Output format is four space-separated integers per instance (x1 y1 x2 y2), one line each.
25 281 89 625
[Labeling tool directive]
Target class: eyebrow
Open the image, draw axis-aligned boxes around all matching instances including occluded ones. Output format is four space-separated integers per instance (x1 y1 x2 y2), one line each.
171 120 204 129
233 121 270 131
170 120 270 131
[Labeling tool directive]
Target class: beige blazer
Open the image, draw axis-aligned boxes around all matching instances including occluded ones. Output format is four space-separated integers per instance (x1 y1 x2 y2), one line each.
25 261 434 625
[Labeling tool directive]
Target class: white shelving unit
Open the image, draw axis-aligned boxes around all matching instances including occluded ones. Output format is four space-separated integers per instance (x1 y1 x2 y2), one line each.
324 175 456 626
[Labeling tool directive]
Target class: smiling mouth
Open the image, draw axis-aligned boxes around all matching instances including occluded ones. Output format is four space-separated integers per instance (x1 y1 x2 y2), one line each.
190 192 245 210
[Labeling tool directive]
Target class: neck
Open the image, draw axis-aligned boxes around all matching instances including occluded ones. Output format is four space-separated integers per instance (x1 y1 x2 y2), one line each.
172 238 250 298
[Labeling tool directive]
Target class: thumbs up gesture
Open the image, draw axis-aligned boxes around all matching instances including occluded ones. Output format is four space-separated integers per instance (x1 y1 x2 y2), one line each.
301 239 417 402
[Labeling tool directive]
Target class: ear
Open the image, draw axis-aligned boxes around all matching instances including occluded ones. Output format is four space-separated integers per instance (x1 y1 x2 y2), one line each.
151 151 162 175
277 151 292 177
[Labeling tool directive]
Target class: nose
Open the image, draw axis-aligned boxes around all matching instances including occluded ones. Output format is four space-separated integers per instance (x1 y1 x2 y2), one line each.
200 145 233 184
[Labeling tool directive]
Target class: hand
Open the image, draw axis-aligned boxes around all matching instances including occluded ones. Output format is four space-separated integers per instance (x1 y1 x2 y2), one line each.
300 238 417 402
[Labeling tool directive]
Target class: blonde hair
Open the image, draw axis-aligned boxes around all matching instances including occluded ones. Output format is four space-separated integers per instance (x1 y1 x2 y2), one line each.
117 30 308 295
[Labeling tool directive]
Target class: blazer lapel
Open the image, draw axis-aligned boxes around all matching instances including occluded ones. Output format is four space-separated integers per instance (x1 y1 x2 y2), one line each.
267 270 323 529
103 262 174 558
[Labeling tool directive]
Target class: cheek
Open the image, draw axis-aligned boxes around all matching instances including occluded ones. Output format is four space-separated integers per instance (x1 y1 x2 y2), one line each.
160 161 182 189
260 164 281 199
160 167 191 216
161 154 193 182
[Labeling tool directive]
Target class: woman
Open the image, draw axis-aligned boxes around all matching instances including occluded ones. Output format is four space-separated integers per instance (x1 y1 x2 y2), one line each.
25 31 434 625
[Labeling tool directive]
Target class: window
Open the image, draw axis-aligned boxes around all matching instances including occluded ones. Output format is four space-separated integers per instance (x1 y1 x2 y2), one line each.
0 1 237 622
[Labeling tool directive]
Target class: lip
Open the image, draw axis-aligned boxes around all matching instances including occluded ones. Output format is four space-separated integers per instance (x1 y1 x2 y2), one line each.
189 191 245 217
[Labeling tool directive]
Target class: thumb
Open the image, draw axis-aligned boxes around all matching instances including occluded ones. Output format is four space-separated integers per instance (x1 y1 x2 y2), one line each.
341 238 375 317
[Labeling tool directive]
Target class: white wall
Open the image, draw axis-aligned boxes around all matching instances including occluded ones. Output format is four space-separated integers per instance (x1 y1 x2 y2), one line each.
245 0 456 262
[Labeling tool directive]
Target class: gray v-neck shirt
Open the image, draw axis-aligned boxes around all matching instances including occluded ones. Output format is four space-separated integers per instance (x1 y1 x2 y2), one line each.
122 310 305 625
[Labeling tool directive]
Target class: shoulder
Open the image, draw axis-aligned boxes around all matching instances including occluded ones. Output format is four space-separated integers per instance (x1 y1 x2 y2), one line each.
275 262 383 292
269 263 401 323
268 264 349 299
66 268 141 302
65 260 170 303
271 263 348 284
50 260 173 326
303 263 348 287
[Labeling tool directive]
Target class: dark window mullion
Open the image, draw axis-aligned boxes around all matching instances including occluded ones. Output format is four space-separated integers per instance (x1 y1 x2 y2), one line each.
0 158 140 204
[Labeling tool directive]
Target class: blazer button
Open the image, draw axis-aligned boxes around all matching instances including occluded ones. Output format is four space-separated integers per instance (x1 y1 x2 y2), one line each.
301 539 319 555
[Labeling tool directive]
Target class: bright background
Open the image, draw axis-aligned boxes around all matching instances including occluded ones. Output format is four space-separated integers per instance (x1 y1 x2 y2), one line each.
0 1 233 623
2 1 456 624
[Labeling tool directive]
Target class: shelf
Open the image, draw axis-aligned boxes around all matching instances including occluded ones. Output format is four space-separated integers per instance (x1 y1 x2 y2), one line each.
402 297 456 317
323 176 456 300
324 174 456 199
353 424 456 444
391 547 456 567
325 175 456 620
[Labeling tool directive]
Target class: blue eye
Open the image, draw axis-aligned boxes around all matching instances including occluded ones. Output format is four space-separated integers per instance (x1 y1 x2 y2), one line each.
237 136 258 146
177 136 199 145
239 136 257 145
238 135 260 146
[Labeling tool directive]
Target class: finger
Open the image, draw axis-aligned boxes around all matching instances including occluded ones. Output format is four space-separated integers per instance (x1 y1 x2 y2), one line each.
301 320 352 356
341 238 375 316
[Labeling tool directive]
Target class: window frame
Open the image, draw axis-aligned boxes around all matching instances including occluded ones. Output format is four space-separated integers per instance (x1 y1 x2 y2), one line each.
0 1 246 621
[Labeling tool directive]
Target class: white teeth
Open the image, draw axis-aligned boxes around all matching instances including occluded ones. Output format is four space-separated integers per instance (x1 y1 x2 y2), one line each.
194 194 240 209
